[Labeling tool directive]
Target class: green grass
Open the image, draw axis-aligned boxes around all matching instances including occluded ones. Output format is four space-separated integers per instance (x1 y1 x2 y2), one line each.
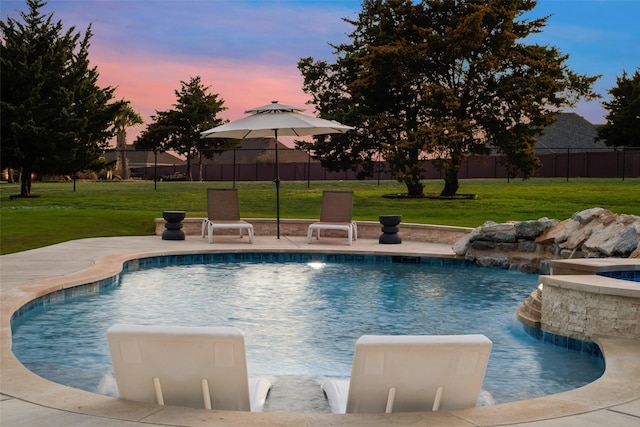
1 178 638 254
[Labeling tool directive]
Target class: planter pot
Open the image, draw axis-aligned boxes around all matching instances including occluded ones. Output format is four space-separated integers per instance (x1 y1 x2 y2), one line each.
162 211 186 240
379 215 402 244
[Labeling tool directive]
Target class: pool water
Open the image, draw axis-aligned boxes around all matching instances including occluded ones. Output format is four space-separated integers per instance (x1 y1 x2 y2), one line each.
11 258 604 413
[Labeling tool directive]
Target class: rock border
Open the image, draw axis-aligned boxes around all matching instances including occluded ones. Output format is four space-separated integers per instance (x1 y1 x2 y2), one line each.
453 208 640 273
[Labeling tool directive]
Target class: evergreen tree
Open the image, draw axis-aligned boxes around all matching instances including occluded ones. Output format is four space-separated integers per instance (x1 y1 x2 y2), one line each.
298 0 599 196
135 76 232 181
598 69 640 148
1 0 123 196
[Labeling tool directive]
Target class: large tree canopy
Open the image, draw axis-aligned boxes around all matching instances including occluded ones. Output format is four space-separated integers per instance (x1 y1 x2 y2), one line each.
134 76 232 181
598 69 640 148
298 0 599 196
1 0 123 196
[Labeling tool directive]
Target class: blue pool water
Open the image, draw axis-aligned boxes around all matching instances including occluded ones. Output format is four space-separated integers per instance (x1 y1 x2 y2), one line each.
11 255 604 413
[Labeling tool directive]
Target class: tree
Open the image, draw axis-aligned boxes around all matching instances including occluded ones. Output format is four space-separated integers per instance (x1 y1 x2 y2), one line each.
135 110 180 153
298 0 599 196
0 0 123 196
135 76 232 181
598 69 640 148
296 58 378 182
113 102 144 179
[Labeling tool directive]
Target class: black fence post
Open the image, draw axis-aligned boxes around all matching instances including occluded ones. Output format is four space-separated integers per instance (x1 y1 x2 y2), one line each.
622 146 626 181
566 147 570 182
154 150 158 190
307 151 311 188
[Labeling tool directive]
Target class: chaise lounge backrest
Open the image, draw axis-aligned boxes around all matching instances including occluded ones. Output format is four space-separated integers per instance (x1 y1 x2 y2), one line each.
319 191 353 223
323 334 492 413
307 191 357 245
202 189 254 243
208 188 241 221
107 324 270 411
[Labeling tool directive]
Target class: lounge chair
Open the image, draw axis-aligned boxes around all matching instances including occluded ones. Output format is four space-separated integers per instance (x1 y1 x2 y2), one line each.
321 334 492 413
201 189 254 243
307 191 357 245
106 324 271 411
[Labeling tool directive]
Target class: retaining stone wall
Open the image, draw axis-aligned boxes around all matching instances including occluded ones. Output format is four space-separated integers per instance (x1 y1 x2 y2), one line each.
541 283 640 341
154 218 471 245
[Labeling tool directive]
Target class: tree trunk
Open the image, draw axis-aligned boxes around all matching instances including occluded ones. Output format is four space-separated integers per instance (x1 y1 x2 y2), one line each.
20 168 32 197
116 131 129 179
186 156 193 181
405 178 424 197
440 161 460 197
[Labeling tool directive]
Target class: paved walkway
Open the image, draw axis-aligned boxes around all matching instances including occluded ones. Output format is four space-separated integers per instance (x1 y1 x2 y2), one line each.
1 235 639 426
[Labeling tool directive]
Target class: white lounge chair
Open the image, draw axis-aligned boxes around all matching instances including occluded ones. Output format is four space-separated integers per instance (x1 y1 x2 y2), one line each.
321 334 492 413
307 191 357 245
106 324 271 411
201 188 254 243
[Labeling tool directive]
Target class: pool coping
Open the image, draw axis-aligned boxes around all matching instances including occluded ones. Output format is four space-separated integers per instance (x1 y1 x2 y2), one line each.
1 235 639 426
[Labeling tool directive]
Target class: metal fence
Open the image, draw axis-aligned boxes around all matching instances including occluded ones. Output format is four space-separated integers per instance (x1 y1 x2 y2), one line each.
130 146 639 182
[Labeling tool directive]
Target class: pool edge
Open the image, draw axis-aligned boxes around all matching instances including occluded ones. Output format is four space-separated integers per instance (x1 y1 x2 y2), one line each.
2 235 639 426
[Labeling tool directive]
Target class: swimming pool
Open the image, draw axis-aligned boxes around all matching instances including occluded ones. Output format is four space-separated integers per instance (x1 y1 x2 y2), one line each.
11 253 604 413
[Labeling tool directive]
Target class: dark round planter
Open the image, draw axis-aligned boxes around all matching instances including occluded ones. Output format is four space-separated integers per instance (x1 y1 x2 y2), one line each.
379 215 402 227
162 211 186 240
379 215 402 244
162 211 186 223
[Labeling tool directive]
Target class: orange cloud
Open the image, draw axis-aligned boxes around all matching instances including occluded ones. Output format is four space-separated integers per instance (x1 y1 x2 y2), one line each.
93 46 313 143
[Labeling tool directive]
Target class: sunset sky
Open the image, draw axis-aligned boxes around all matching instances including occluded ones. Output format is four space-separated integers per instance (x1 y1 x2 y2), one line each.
2 0 639 143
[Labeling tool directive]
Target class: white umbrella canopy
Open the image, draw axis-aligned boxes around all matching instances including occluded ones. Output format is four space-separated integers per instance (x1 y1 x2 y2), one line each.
201 101 353 239
201 102 353 139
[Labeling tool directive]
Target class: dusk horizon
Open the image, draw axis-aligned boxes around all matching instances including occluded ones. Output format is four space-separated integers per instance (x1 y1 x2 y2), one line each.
2 0 638 144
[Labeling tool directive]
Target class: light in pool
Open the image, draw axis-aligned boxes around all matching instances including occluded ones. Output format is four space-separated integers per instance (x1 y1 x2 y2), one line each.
307 261 326 269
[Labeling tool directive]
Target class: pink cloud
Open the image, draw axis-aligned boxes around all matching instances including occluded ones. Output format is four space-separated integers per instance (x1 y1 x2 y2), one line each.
93 46 313 144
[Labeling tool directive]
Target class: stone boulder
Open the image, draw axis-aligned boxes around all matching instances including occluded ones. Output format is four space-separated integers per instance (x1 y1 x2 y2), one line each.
582 221 623 257
572 207 617 225
475 253 510 269
471 222 517 243
452 225 482 256
583 216 640 257
557 219 600 250
516 218 556 239
455 218 556 272
615 224 640 256
536 219 570 245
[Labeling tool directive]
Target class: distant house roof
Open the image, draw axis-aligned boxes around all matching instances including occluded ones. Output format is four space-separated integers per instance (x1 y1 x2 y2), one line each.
534 113 607 154
103 145 185 167
202 137 313 164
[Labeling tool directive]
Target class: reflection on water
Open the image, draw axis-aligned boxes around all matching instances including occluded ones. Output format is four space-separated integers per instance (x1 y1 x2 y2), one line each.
12 261 604 412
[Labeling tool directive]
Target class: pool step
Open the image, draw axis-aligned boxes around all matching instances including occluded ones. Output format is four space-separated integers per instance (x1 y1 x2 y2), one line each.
262 375 333 414
516 285 543 329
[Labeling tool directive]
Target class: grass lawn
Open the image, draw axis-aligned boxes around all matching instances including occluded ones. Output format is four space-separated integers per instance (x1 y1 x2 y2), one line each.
1 177 638 255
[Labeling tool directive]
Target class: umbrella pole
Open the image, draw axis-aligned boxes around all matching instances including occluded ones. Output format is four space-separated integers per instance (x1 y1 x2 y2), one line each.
274 129 280 239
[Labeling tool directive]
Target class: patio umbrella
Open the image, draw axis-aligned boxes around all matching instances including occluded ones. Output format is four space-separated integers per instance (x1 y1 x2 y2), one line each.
201 101 353 239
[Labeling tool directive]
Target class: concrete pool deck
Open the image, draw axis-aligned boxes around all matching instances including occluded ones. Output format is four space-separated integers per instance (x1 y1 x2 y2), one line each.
1 235 639 426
